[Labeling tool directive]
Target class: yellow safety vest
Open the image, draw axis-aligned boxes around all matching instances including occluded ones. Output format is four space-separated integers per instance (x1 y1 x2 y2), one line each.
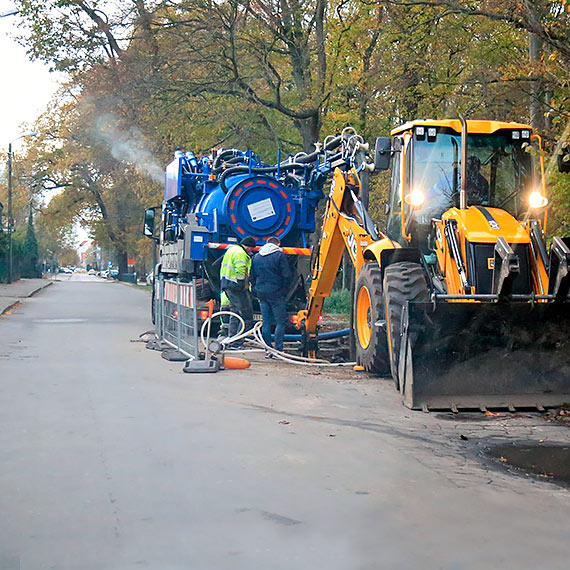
220 245 251 283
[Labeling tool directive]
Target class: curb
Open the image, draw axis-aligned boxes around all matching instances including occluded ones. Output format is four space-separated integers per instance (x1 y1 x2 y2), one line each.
115 280 152 292
1 300 20 315
0 282 53 315
26 281 53 298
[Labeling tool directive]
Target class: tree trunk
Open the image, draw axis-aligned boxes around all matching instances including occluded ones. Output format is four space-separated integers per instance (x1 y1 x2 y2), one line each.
117 249 128 278
529 31 544 131
295 114 321 152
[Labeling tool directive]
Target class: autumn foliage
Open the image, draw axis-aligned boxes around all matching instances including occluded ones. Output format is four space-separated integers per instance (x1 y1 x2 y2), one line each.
2 0 569 275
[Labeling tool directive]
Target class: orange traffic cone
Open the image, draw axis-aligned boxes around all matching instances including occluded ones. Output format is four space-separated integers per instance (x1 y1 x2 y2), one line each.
223 356 251 370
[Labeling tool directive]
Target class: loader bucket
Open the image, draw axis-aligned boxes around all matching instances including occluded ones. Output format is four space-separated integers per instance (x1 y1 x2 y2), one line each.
398 301 570 411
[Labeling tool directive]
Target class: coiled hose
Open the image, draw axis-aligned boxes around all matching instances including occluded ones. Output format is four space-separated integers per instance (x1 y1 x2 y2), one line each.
200 311 355 367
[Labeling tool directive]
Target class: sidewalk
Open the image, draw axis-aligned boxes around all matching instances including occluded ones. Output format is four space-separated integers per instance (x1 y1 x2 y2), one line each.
0 278 53 315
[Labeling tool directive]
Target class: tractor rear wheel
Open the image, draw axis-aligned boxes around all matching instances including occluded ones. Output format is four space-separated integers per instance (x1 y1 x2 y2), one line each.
354 262 390 376
383 262 428 390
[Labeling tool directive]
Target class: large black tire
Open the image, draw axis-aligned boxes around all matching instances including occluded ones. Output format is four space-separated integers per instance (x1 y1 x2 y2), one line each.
383 262 428 390
353 262 390 376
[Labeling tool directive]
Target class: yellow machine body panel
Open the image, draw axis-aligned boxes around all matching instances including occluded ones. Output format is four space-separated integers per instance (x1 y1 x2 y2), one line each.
443 207 530 244
434 206 549 296
391 119 532 137
363 238 401 265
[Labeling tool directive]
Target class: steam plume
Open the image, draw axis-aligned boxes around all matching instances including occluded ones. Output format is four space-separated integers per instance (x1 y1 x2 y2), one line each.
93 113 164 184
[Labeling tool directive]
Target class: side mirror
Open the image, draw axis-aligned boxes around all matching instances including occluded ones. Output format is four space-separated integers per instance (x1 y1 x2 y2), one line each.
144 207 158 239
374 137 392 171
558 142 570 173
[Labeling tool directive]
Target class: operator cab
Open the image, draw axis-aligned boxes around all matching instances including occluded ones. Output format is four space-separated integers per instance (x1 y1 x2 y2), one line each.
384 120 546 249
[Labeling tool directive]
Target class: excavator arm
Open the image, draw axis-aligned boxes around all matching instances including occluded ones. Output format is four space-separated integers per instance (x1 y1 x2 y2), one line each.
297 167 383 340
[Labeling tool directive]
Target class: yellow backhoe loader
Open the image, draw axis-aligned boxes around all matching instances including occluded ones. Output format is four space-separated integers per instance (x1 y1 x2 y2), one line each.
298 118 570 411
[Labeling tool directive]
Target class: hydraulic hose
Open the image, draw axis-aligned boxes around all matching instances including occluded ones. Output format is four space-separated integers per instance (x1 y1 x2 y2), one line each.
282 328 350 342
212 155 252 174
224 156 251 166
212 149 243 173
219 163 307 193
292 135 343 165
217 134 344 192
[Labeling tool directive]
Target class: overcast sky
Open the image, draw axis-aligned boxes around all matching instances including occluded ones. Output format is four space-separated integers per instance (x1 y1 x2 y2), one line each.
0 4 91 244
0 3 63 149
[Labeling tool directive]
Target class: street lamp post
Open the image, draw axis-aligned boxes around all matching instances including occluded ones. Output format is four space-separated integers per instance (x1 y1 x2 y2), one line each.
7 142 13 283
6 132 37 284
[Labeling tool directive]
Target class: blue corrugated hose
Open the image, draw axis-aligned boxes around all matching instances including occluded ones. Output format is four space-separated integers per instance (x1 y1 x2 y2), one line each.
282 328 350 342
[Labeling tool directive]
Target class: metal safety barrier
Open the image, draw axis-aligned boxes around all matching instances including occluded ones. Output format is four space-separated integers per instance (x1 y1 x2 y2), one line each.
154 277 199 360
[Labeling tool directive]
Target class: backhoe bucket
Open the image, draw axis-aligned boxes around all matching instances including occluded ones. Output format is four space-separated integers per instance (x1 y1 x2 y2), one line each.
398 301 570 411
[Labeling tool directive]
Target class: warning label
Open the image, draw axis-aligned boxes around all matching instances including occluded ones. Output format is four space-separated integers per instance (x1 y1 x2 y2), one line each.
247 198 276 222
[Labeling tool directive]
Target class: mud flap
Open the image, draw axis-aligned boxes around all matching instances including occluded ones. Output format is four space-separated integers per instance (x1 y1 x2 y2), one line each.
398 301 570 411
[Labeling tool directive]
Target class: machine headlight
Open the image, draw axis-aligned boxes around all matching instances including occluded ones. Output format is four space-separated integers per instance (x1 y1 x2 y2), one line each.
529 191 548 209
405 189 425 208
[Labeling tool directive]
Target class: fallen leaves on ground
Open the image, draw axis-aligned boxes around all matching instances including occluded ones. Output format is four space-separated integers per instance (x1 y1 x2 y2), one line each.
544 408 570 426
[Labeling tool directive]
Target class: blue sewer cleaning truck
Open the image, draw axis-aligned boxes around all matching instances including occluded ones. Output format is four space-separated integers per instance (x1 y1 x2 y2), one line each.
143 129 371 326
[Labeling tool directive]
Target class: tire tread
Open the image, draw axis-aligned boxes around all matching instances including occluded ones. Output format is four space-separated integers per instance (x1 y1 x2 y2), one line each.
354 262 390 375
384 262 428 387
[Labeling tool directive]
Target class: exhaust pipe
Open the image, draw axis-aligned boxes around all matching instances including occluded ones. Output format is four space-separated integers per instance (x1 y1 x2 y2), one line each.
459 115 468 210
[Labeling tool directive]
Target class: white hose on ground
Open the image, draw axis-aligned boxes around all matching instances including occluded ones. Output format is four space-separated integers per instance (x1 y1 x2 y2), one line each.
201 310 246 354
200 310 356 367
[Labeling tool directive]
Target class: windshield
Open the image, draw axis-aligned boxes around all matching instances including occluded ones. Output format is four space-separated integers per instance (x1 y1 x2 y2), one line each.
412 131 542 222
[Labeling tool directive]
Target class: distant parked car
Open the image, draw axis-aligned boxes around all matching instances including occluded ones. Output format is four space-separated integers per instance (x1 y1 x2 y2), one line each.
59 267 73 274
109 269 119 279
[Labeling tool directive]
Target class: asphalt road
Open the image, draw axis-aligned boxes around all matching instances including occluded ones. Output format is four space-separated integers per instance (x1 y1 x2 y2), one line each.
1 275 570 570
